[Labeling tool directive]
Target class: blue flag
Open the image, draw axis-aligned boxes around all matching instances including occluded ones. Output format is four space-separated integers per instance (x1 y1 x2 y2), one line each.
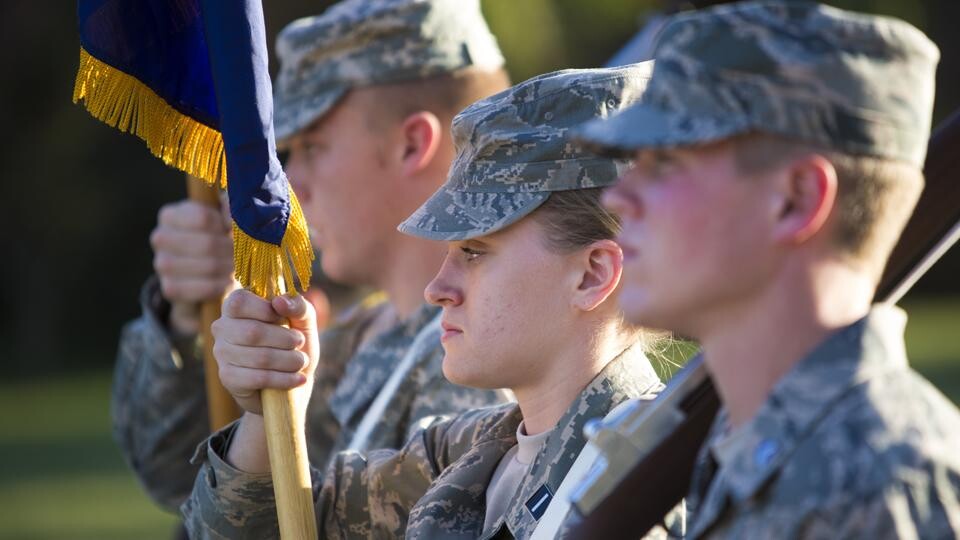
74 0 312 297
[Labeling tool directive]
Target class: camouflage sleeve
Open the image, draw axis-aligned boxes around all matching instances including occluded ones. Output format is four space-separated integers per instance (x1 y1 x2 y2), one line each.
183 416 459 540
797 470 960 539
181 424 281 539
112 276 210 512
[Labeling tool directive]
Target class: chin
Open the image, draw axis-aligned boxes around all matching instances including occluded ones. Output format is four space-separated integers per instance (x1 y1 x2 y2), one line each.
318 253 362 286
441 354 500 390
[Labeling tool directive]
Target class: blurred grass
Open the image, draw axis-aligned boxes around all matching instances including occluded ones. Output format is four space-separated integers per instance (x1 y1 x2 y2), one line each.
0 299 955 539
0 373 177 540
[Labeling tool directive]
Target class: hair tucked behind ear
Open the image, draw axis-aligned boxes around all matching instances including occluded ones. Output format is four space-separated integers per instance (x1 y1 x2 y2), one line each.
533 188 685 376
533 188 620 251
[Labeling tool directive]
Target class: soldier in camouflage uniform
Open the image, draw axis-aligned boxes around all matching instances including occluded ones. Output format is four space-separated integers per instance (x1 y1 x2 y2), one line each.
574 1 960 538
182 64 670 539
112 0 512 513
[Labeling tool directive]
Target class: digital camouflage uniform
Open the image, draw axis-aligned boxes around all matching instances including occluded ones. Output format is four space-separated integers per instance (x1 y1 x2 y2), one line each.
182 64 665 539
184 345 662 540
574 2 960 538
112 0 508 512
684 308 960 539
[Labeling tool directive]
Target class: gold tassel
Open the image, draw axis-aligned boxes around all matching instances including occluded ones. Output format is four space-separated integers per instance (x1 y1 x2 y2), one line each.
75 46 313 295
73 47 227 189
233 188 314 298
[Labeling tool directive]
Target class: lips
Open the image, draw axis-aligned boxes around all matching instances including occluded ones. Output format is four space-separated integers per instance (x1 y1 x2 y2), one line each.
440 319 463 341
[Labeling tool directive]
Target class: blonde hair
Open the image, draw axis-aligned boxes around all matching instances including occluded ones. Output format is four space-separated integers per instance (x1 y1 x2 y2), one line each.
532 188 682 374
361 67 511 127
733 133 924 272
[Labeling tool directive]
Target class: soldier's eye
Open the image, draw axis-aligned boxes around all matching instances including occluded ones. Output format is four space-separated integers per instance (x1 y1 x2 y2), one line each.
651 151 674 168
460 246 484 262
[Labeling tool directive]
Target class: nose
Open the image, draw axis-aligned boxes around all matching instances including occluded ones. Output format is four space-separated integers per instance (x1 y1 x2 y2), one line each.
424 256 463 307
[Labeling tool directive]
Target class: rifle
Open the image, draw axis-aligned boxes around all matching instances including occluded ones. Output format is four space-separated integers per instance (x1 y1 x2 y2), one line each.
562 108 960 539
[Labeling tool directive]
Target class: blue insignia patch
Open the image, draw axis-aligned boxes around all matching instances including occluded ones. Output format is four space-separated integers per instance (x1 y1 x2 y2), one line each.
525 484 554 521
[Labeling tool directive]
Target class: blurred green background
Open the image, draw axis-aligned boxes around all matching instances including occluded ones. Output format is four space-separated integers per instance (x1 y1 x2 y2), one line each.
0 1 957 538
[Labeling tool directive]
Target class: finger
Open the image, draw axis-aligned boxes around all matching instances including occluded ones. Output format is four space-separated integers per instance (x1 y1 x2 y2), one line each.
272 296 319 376
159 276 235 303
219 362 308 392
272 295 316 334
154 251 234 279
150 228 233 259
214 339 309 373
158 200 230 233
212 318 305 351
221 289 284 323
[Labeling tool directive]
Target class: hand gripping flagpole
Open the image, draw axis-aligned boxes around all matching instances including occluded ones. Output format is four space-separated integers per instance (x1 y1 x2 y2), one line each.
197 1 316 537
74 0 316 536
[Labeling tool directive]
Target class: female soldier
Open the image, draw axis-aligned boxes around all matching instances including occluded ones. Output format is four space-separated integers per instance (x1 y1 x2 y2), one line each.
184 63 667 539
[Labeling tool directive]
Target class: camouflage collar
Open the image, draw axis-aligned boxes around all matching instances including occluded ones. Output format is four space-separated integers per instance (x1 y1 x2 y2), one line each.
490 341 664 539
328 302 442 428
689 306 910 537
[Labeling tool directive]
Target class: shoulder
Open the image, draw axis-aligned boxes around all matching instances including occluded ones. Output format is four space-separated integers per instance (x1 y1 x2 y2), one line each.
430 402 521 443
779 368 960 508
316 293 389 364
420 402 521 462
815 368 960 468
325 292 389 339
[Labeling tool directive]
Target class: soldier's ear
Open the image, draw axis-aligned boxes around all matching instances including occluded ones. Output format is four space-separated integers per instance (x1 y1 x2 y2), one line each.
399 111 442 177
771 153 837 246
570 239 623 312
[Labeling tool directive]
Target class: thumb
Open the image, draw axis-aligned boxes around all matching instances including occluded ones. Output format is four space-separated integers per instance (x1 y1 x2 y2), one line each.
272 294 316 335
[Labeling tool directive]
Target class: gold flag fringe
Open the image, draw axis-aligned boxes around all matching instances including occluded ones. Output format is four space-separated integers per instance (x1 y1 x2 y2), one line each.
74 46 313 295
233 188 314 298
73 47 227 189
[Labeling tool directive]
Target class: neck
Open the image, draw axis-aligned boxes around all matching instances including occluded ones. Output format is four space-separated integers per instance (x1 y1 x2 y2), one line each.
698 258 874 428
377 236 446 319
513 320 629 435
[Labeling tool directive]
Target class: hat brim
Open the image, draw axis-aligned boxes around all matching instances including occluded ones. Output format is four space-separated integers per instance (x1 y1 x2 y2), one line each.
274 85 349 144
574 100 750 157
398 186 550 241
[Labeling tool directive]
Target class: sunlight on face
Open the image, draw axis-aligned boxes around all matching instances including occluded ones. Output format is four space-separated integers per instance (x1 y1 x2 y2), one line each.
602 144 773 338
282 92 398 285
424 218 578 390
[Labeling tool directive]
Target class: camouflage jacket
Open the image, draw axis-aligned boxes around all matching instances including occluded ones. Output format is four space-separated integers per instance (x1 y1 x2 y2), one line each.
182 344 664 539
686 306 960 539
112 277 507 511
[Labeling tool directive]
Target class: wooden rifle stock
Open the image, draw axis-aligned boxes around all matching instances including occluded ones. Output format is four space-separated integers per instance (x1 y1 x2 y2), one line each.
568 108 960 539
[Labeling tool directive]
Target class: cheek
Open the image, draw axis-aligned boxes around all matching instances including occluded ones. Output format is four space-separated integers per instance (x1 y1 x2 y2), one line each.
470 260 557 350
643 184 715 263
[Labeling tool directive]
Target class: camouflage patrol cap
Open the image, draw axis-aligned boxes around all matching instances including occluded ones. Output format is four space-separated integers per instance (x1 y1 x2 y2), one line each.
398 63 653 241
575 1 940 167
273 0 505 142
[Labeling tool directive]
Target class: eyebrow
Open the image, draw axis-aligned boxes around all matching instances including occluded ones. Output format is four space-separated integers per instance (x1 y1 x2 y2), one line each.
460 238 491 249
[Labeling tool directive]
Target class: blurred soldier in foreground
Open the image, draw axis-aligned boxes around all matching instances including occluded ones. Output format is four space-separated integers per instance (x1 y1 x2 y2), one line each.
112 0 511 514
575 1 960 538
182 64 682 539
